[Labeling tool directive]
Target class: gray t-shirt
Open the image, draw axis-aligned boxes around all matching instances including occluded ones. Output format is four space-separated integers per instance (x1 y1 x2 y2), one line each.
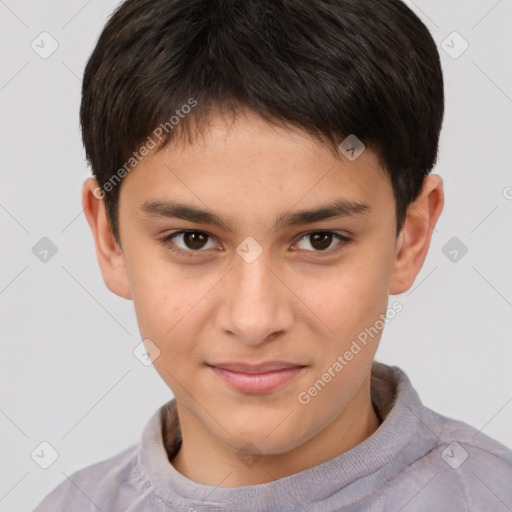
33 362 512 511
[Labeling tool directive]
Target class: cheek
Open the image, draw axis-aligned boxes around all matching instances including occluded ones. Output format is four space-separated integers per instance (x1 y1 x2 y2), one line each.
126 255 191 340
132 277 203 390
127 257 217 370
133 283 199 342
293 257 391 344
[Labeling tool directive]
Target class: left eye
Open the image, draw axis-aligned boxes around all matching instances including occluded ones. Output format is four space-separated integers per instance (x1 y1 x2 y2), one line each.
294 231 350 253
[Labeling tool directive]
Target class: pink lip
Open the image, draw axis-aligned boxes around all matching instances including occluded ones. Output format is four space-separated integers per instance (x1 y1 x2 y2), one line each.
207 362 306 393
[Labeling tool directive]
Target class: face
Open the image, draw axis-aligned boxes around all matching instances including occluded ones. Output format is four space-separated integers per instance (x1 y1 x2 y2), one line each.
114 110 401 455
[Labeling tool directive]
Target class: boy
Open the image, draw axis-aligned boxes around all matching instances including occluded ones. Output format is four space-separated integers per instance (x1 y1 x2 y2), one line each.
34 0 512 510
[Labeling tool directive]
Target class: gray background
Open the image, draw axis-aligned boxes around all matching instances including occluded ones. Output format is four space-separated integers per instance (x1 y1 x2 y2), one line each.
1 0 511 510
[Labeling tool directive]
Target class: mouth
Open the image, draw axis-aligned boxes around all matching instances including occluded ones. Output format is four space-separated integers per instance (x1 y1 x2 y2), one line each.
206 361 307 393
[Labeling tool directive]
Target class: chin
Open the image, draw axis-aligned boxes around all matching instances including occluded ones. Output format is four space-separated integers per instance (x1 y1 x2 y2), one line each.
216 415 306 456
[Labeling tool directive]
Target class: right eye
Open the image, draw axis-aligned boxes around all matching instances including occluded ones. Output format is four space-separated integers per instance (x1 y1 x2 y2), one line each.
160 230 220 256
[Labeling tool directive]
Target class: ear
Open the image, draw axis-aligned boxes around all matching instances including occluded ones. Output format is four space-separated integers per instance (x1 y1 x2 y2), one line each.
82 177 132 300
390 174 444 295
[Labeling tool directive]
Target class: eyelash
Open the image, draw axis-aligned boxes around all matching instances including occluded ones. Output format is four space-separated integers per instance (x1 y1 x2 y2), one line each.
160 230 351 258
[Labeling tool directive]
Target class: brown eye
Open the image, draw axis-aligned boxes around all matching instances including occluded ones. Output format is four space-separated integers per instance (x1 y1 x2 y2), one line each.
295 231 350 254
309 232 333 251
182 231 209 250
162 230 217 254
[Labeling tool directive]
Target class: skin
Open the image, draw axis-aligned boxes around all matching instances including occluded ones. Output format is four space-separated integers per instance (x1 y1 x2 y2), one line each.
82 109 444 487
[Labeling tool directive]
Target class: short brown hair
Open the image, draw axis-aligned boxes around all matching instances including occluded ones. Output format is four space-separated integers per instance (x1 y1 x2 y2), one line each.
80 0 444 244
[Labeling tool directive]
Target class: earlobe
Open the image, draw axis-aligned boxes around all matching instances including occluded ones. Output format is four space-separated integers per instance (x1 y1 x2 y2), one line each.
82 178 132 300
390 174 444 295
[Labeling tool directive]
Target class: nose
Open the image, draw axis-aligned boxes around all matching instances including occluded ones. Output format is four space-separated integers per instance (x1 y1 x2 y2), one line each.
215 250 294 347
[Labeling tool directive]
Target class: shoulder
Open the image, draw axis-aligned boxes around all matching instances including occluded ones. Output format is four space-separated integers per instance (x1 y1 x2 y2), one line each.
32 443 150 512
389 409 512 510
435 414 512 506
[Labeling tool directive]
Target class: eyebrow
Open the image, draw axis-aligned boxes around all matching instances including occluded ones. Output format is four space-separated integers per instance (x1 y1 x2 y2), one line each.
140 198 371 231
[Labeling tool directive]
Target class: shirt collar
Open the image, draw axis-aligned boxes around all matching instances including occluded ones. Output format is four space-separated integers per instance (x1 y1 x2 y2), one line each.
137 361 441 511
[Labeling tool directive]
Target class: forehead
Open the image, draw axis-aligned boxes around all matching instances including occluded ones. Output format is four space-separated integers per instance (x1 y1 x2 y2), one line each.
119 110 394 225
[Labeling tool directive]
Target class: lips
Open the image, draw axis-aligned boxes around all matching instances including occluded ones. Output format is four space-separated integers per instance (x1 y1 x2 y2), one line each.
206 361 306 393
210 361 304 373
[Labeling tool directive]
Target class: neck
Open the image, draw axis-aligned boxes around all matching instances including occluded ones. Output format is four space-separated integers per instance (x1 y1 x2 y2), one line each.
171 374 381 487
